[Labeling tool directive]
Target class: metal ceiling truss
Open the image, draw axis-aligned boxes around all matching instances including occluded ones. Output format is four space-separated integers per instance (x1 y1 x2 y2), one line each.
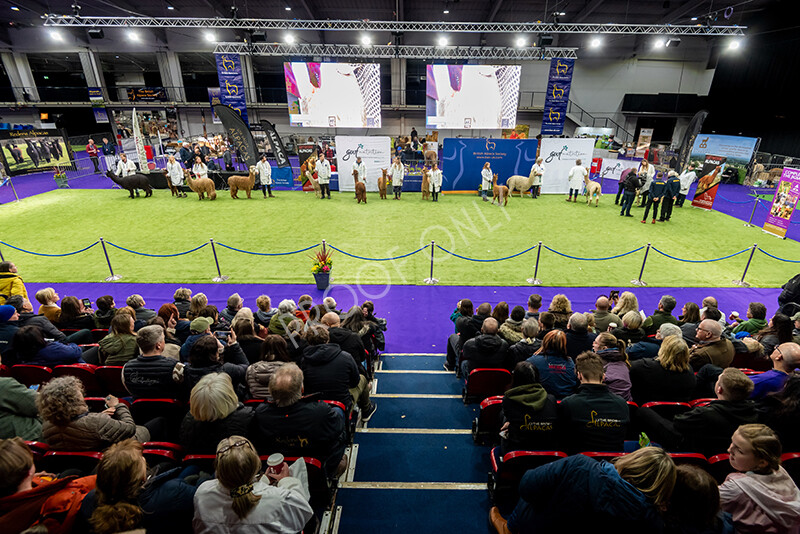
43 16 746 36
213 42 578 59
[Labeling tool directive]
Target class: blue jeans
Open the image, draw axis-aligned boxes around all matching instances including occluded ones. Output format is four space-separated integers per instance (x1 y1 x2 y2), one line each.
481 190 488 199
620 191 636 215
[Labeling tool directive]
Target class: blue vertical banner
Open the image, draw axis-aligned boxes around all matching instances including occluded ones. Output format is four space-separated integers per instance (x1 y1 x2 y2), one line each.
215 53 249 125
541 58 575 136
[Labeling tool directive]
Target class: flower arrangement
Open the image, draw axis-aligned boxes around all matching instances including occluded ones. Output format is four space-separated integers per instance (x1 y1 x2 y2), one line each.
311 248 333 274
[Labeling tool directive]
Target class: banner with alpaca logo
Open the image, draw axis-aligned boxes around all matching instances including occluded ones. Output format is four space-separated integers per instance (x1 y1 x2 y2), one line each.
691 155 727 210
541 58 575 136
215 53 249 125
763 168 800 238
440 138 538 191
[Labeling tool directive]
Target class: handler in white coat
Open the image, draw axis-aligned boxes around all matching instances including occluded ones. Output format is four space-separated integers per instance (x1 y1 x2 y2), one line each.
317 153 332 199
255 154 273 198
165 154 185 197
429 162 443 202
567 159 588 202
388 157 405 199
481 162 493 202
676 164 697 207
637 159 656 207
530 157 545 199
116 153 137 177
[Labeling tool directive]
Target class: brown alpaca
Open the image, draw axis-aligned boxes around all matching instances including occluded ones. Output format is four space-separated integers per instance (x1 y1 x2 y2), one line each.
161 169 180 197
228 166 256 199
378 168 388 199
492 173 508 206
354 169 367 204
424 150 438 167
184 169 217 200
421 168 431 201
301 163 322 199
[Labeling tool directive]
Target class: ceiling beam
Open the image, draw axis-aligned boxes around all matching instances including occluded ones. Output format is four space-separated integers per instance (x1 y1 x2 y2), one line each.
297 0 327 43
199 0 229 19
573 0 606 23
487 0 505 22
658 0 703 24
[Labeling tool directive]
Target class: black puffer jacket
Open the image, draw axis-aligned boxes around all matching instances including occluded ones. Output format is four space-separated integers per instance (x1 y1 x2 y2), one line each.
461 334 511 373
301 343 360 411
179 404 254 454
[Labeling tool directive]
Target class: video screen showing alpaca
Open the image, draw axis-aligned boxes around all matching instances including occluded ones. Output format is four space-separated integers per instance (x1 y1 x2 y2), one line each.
1 130 72 176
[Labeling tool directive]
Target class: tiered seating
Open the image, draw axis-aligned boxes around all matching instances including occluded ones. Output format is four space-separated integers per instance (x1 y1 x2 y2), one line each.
53 364 101 394
472 395 503 445
10 364 52 386
462 368 512 404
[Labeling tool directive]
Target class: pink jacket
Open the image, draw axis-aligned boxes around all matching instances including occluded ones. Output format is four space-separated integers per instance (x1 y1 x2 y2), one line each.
719 467 800 534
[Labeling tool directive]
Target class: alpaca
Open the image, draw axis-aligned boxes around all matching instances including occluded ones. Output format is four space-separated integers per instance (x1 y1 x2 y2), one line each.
160 169 180 197
354 169 367 204
378 168 388 199
424 150 438 167
105 170 153 198
584 174 602 207
300 163 321 199
228 166 257 199
506 174 534 197
492 173 508 206
421 168 431 201
183 169 216 200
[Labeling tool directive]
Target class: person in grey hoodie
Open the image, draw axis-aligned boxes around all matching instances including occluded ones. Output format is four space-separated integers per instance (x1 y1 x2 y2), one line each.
500 361 558 454
255 294 279 329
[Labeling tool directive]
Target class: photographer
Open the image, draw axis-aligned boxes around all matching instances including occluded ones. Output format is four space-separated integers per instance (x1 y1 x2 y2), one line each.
183 327 249 400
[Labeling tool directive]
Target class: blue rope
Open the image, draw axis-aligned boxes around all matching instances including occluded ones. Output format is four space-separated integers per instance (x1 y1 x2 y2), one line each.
717 195 757 204
0 240 99 257
105 241 208 257
542 245 644 261
434 244 538 262
651 246 750 263
329 244 430 261
215 242 320 256
756 198 800 223
757 248 800 263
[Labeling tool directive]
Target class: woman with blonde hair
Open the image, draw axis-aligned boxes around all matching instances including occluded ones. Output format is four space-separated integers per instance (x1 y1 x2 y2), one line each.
592 332 631 401
612 291 639 318
192 436 313 533
630 335 696 405
187 292 208 321
34 287 61 323
612 310 646 346
547 294 572 330
232 307 266 364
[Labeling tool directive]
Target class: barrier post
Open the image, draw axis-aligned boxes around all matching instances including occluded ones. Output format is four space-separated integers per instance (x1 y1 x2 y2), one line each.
423 241 438 285
322 239 327 257
0 245 4 262
99 237 122 281
631 243 651 286
732 243 758 287
745 197 759 227
210 238 229 282
526 241 543 285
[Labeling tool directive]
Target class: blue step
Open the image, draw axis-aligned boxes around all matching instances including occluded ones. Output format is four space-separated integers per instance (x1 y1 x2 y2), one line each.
381 354 446 371
366 397 478 429
375 372 463 395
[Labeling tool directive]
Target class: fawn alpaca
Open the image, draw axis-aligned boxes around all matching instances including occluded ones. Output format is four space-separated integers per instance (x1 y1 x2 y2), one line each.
492 173 508 206
584 174 602 206
378 168 388 199
421 168 431 201
184 169 217 200
228 166 257 199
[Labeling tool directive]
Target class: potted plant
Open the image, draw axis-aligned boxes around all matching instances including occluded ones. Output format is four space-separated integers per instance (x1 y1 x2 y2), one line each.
53 167 69 189
311 247 333 290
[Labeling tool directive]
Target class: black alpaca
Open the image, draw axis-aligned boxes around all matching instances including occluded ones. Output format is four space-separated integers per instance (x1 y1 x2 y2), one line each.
105 170 153 198
25 140 40 167
38 141 52 163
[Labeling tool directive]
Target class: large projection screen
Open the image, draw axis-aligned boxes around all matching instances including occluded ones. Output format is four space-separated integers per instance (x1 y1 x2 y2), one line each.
426 65 521 129
284 62 382 128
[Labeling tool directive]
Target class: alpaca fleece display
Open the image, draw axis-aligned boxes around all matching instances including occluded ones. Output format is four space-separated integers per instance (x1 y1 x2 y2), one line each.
105 170 153 198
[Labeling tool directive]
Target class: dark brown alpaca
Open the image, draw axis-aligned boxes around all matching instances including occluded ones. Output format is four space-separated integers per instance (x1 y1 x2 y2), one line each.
354 169 367 204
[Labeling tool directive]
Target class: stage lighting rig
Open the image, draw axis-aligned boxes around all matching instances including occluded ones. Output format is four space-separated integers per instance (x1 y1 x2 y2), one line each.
71 3 81 17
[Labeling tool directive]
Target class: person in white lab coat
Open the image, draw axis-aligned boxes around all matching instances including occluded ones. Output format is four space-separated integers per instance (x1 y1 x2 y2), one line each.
255 154 274 198
429 162 443 202
481 162 493 202
316 153 332 199
388 157 405 199
165 154 186 197
566 159 588 203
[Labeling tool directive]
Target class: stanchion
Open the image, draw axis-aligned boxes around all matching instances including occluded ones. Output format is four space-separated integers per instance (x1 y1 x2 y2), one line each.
99 237 122 281
732 243 758 287
744 197 759 227
631 243 651 286
0 245 4 262
526 241 543 285
423 241 437 285
210 238 229 282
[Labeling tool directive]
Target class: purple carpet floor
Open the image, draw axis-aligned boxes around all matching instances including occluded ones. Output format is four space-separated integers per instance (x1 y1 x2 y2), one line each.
23 281 782 353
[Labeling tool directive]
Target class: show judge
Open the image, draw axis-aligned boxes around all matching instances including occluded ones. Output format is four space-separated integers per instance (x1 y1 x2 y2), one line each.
317 153 332 199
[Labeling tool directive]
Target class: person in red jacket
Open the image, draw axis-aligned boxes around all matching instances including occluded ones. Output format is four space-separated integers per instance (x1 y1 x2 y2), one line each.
86 138 100 173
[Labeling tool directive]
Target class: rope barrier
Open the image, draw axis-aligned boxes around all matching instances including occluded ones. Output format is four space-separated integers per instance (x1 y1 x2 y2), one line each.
0 240 99 257
105 240 208 258
651 246 750 263
756 248 800 263
215 242 320 256
434 244 538 262
755 198 800 223
717 195 757 204
328 244 430 261
542 245 644 261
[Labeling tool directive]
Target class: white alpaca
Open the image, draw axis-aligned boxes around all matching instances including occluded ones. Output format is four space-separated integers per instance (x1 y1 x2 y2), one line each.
584 175 602 207
506 174 534 197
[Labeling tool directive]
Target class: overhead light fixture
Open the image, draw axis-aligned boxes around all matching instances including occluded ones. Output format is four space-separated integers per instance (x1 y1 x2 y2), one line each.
285 6 292 10
204 31 216 42
50 30 64 41
691 16 698 21
285 33 296 44
361 35 371 47
515 37 526 48
666 37 681 47
251 30 268 42
167 5 175 10
728 39 741 50
590 37 602 48
10 6 19 11
71 3 81 16
128 30 139 42
653 38 665 48
438 36 448 46
443 9 449 13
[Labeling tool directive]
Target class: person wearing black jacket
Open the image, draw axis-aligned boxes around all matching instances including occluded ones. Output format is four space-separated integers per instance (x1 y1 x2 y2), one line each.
565 313 597 359
452 302 492 373
322 312 368 378
659 170 681 222
619 169 643 217
183 330 249 400
460 318 511 376
642 171 666 224
500 361 558 454
445 299 474 372
508 320 542 364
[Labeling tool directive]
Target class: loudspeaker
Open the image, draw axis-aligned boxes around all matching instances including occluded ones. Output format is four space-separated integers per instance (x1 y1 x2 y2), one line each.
88 28 104 39
251 31 268 42
666 37 681 47
539 34 554 47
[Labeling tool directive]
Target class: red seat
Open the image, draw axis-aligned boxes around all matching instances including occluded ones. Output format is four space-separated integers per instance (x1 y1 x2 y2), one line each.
183 454 216 471
488 448 567 506
43 450 103 474
91 329 109 343
244 399 265 405
131 398 186 425
730 352 772 372
321 399 356 438
472 395 504 445
669 452 708 468
462 368 512 404
95 366 128 397
10 365 53 387
144 441 185 453
707 453 735 483
59 328 80 336
0 364 10 377
25 441 50 461
84 397 130 411
580 451 628 462
640 401 692 420
54 364 101 394
143 449 180 465
781 452 800 485
738 368 763 376
689 398 715 408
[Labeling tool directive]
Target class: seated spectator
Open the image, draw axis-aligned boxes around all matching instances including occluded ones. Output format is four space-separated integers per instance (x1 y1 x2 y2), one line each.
123 325 185 399
269 299 297 336
508 319 541 364
500 361 558 454
99 313 138 365
445 299 476 371
192 435 313 533
610 290 639 318
753 313 793 357
38 376 151 450
184 331 249 398
584 312 597 334
637 368 757 456
13 325 85 367
35 287 61 323
642 295 679 336
186 292 208 321
321 312 366 368
0 373 41 440
630 335 696 405
689 319 735 371
757 371 800 451
200 304 229 331
490 446 676 534
527 330 577 400
592 296 621 333
461 317 511 376
173 287 192 318
253 364 348 478
719 424 800 533
678 301 701 327
449 299 465 331
126 294 155 323
180 373 254 454
324 296 343 315
547 294 572 330
0 438 96 533
295 294 314 323
285 319 308 364
612 310 646 346
220 293 243 324
302 325 376 420
627 323 682 361
56 296 96 331
254 294 278 330
492 301 510 325
793 312 800 342
79 438 203 534
155 305 185 357
180 316 214 361
231 308 265 364
524 294 542 321
94 295 117 329
750 342 799 399
565 313 597 358
665 465 734 534
0 304 19 358
361 301 386 351
246 335 291 400
4 296 70 344
536 311 555 340
684 306 722 346
593 333 631 401
701 296 727 328
341 305 381 359
0 261 27 305
558 352 630 453
499 306 526 345
731 302 768 336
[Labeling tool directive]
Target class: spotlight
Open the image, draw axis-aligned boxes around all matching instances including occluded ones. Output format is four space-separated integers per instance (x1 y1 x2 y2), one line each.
50 30 63 41
88 28 104 39
515 37 526 48
666 37 681 47
128 30 139 42
230 6 238 19
443 9 449 13
285 33 296 44
438 36 448 46
653 38 665 48
167 5 175 10
205 31 216 42
690 17 697 21
285 6 291 10
728 39 741 50
71 3 81 16
590 37 602 48
10 6 19 11
361 35 371 47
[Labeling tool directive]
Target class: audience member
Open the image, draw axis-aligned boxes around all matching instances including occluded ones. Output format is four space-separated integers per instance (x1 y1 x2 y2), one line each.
200 304 228 331
180 316 214 360
536 311 555 340
592 296 621 333
689 319 735 371
254 295 278 329
184 331 248 397
325 296 343 315
269 299 297 336
94 295 117 329
341 305 381 358
123 325 185 399
749 342 799 399
627 323 682 361
246 335 291 401
630 335 696 405
126 294 155 323
322 312 366 368
361 300 387 352
499 361 557 454
231 308 265 364
642 295 679 336
295 295 314 323
0 373 41 440
98 313 138 365
565 313 597 358
220 293 243 324
547 294 572 330
446 299 476 371
498 306 525 345
13 325 85 367
524 294 542 321
731 302 768 336
186 293 208 321
665 465 733 534
492 301 510 325
0 304 19 358
284 318 308 364
753 313 793 357
685 306 722 346
156 302 187 349
611 291 639 318
584 312 596 334
757 371 800 450
4 296 67 343
35 287 61 323
508 319 541 364
173 287 192 318
701 296 727 328
56 296 96 331
0 261 27 305
593 333 631 401
461 317 511 376
528 330 576 400
612 310 646 347
678 301 701 326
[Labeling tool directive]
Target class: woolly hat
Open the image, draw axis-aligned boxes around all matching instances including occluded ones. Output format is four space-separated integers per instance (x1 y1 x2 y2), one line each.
0 305 16 322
